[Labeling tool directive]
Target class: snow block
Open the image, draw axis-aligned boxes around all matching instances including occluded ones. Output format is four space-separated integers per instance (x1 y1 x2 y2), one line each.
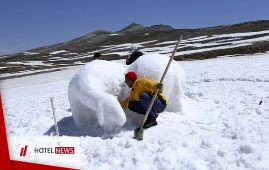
68 60 127 131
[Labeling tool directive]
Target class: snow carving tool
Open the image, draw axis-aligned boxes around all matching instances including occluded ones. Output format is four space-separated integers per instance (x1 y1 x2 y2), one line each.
134 35 183 140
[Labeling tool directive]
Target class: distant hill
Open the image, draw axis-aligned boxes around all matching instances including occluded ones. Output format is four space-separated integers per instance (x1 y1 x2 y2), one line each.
1 20 269 80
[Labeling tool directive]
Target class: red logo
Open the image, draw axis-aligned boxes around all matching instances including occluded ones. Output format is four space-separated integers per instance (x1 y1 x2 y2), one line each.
17 144 31 157
20 145 28 156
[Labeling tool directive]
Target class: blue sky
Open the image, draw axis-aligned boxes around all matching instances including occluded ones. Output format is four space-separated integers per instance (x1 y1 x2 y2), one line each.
1 0 269 55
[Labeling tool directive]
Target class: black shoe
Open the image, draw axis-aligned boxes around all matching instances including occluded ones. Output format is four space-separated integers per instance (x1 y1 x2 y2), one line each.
154 113 158 119
143 115 157 129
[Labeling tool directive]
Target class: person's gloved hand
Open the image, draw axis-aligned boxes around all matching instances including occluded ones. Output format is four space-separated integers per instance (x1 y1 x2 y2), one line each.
156 83 163 93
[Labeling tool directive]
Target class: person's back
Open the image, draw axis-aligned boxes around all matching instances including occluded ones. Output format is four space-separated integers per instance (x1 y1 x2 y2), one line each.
129 78 167 104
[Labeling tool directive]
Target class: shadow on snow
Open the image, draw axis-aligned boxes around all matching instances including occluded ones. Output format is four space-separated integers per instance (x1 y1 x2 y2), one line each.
43 110 144 139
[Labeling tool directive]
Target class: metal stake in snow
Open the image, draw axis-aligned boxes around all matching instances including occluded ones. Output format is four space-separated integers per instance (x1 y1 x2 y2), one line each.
50 97 60 146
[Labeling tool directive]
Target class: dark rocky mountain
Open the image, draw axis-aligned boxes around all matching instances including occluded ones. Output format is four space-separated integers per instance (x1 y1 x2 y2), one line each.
117 22 145 33
1 20 269 80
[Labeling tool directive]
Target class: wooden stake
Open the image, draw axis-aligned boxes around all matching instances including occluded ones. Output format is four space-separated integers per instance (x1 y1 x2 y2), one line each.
50 97 60 146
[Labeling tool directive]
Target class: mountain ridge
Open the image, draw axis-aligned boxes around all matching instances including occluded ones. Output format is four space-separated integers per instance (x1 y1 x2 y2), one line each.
1 20 269 80
2 20 269 56
26 20 269 53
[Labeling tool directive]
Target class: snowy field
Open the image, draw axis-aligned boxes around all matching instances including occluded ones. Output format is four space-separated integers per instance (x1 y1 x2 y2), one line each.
1 53 269 169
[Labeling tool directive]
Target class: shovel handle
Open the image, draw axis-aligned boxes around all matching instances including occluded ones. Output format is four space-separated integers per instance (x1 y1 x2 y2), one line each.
139 36 183 129
159 36 183 84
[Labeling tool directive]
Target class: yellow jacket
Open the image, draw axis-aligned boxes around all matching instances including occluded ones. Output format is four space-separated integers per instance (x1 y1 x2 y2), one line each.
120 78 168 109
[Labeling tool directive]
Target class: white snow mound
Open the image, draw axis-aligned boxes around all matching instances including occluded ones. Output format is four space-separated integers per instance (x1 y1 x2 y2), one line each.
120 53 186 112
68 60 127 131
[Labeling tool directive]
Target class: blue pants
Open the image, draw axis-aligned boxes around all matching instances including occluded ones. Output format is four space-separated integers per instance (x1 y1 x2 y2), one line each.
128 93 167 116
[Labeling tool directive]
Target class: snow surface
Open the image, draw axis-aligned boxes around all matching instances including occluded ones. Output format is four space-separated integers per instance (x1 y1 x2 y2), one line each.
49 50 67 55
1 53 269 169
7 61 53 66
68 53 185 132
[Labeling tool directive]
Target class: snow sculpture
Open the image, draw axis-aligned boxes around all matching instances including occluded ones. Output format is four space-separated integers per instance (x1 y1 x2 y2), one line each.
68 60 127 131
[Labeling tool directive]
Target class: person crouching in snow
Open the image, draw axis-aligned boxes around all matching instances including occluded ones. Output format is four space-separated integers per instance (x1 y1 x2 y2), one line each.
120 72 167 128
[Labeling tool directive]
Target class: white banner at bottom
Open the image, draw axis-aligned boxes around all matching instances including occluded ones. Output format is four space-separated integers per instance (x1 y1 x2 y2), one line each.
8 136 80 169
